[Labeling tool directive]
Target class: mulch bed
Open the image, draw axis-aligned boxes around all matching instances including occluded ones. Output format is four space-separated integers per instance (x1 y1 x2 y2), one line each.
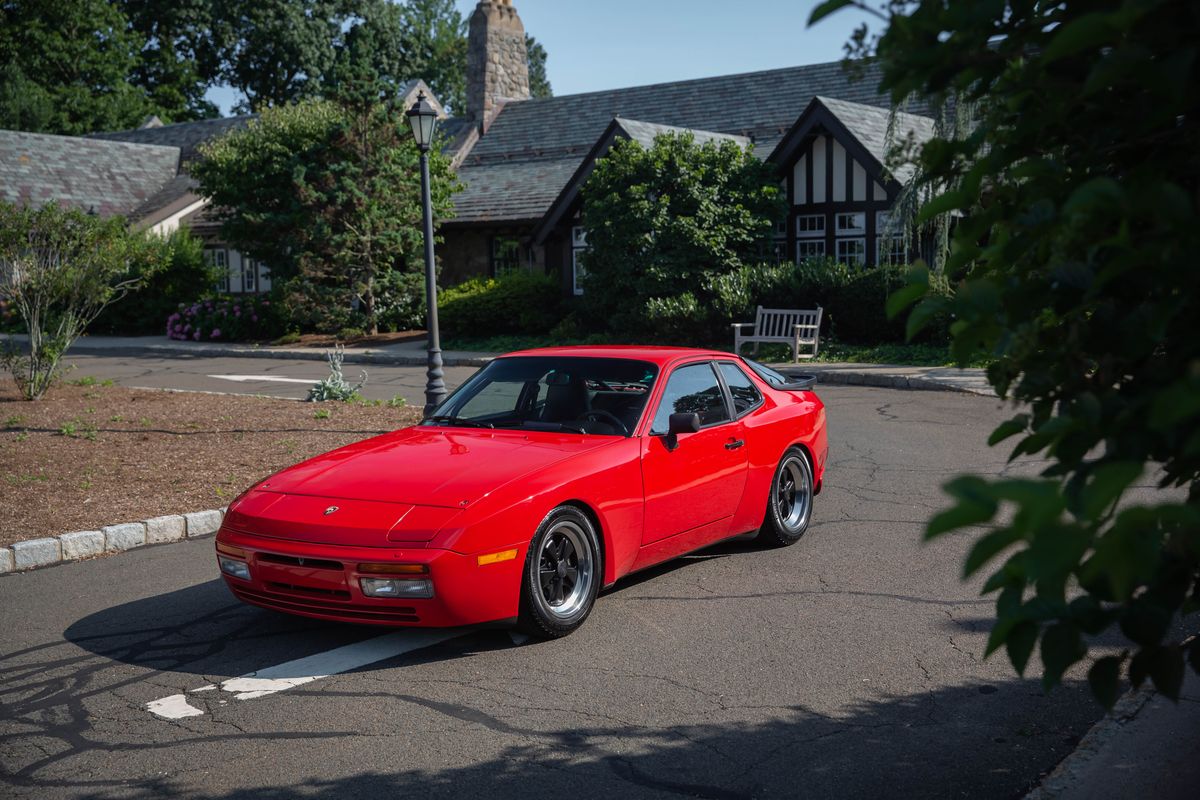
0 378 423 547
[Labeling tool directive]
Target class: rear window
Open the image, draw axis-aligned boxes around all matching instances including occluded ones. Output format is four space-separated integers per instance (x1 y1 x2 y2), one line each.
719 362 763 416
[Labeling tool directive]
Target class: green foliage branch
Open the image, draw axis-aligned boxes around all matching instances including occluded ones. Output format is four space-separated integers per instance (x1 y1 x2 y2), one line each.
815 0 1200 704
0 202 162 399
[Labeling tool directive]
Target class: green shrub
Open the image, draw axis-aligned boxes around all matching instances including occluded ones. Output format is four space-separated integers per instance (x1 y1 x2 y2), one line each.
440 271 562 336
711 258 951 346
91 229 222 336
273 278 364 335
337 327 365 341
168 295 280 342
375 270 426 332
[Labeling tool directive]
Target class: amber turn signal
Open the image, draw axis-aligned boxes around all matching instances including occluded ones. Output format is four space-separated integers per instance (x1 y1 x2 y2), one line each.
216 543 247 559
357 562 429 575
476 548 518 566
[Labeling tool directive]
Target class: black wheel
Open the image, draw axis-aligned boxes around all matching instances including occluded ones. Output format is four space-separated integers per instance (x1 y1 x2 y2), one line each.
756 447 814 547
517 506 602 638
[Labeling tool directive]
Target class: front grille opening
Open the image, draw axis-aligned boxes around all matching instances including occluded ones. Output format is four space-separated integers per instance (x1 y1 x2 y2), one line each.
266 581 352 600
233 586 420 623
258 553 344 571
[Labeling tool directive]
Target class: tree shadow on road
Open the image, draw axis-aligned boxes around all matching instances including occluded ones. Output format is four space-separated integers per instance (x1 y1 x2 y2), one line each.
52 676 1098 800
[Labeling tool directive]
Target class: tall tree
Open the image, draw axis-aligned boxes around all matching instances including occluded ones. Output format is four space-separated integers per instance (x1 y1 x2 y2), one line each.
395 0 468 113
213 0 364 112
580 133 783 340
191 93 459 333
0 0 152 134
817 0 1200 705
526 34 551 98
119 0 225 122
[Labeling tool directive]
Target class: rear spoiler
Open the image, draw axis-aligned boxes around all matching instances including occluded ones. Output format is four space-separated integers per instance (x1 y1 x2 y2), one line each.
778 374 818 391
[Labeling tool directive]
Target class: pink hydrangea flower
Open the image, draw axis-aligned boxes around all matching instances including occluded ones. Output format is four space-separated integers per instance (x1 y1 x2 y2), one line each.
193 331 201 341
211 328 221 339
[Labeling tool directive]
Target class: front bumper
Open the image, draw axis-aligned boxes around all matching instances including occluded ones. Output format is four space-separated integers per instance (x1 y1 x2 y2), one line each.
216 527 525 627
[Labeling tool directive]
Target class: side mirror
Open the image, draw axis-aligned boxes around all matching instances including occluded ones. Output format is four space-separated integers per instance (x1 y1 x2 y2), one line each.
664 412 701 451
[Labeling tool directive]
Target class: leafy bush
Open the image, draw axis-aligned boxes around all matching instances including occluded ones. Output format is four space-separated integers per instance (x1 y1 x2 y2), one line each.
439 271 562 336
306 346 366 402
579 131 785 338
272 278 364 335
167 296 279 342
374 270 426 332
743 258 951 345
91 229 221 336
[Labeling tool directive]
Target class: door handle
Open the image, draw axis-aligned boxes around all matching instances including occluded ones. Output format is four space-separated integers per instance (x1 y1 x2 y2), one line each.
725 439 745 450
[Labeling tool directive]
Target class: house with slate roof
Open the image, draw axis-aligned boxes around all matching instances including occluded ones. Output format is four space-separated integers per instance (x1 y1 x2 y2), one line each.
0 0 935 303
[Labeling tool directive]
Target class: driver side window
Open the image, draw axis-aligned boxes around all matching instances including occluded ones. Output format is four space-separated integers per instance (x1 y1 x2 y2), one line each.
650 363 731 434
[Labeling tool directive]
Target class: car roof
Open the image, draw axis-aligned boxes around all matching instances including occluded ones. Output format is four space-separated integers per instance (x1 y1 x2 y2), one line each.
501 344 738 367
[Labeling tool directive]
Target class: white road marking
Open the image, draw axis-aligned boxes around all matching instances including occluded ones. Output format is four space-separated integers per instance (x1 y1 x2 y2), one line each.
146 629 462 719
208 374 316 384
147 694 205 719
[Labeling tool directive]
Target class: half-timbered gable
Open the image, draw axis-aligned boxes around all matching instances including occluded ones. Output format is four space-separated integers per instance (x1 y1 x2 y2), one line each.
766 97 934 268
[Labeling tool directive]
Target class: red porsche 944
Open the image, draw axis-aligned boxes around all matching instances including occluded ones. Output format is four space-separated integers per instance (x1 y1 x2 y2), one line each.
215 346 828 638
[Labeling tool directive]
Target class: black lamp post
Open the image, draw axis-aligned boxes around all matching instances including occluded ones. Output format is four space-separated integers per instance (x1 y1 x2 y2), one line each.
406 91 446 416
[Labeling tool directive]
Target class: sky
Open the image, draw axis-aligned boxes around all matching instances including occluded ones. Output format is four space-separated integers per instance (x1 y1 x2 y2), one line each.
205 0 879 115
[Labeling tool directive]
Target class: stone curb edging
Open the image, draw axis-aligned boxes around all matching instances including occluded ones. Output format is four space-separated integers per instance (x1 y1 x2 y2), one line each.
0 508 227 575
1022 683 1158 799
779 367 996 397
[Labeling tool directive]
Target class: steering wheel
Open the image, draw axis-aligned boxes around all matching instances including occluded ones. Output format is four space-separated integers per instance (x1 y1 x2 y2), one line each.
575 409 629 436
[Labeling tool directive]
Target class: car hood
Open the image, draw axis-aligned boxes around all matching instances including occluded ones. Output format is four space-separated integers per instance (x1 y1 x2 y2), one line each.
257 425 618 509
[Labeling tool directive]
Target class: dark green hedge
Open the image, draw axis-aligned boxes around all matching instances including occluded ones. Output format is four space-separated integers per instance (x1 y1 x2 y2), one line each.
439 271 562 336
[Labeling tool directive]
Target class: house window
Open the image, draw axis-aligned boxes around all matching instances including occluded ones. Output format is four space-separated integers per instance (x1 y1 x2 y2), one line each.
205 248 229 293
796 239 826 261
769 219 787 264
835 212 865 235
876 211 893 235
835 238 866 266
796 214 825 238
877 235 907 266
571 225 589 295
492 236 521 277
243 258 257 293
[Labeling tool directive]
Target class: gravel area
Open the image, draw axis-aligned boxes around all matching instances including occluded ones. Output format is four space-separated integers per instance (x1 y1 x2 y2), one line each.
0 378 422 546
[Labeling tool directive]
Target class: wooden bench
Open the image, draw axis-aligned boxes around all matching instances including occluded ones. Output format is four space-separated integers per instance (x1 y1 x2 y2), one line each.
732 305 823 362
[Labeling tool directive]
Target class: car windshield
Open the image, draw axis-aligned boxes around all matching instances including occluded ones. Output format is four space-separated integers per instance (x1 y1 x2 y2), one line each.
424 356 659 436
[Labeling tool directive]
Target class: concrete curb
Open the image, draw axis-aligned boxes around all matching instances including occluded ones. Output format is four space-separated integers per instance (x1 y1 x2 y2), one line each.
1023 684 1158 799
0 507 227 575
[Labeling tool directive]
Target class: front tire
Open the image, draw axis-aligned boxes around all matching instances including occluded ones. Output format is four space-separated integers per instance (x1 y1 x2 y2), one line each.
517 506 601 638
756 447 814 547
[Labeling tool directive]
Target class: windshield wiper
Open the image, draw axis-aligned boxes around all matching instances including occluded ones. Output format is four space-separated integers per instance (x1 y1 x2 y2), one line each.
425 415 493 428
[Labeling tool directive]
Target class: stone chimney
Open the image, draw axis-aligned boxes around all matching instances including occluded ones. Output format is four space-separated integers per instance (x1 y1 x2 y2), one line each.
466 0 530 130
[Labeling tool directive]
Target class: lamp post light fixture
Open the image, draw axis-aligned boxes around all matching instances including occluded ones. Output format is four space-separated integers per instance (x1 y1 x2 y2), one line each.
406 91 447 416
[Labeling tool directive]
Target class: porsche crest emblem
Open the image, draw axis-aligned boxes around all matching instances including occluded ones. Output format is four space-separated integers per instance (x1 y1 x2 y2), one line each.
323 506 340 516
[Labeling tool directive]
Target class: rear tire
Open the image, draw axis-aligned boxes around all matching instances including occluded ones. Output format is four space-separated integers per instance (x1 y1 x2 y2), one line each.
756 447 814 547
517 506 601 638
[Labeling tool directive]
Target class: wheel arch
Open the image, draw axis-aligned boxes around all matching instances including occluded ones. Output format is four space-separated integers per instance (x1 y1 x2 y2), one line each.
786 439 821 495
559 499 610 587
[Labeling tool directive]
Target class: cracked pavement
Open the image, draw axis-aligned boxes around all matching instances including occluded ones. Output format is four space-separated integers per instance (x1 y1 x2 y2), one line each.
0 383 1147 799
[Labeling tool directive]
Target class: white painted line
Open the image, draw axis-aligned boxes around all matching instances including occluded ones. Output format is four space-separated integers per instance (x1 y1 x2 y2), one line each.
145 629 462 718
147 694 205 719
208 374 316 384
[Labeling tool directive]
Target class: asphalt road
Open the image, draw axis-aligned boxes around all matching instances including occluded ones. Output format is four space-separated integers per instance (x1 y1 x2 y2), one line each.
57 352 483 404
1 380 1127 799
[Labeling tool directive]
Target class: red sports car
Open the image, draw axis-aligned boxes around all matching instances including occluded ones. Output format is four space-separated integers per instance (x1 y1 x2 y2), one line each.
215 346 828 637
